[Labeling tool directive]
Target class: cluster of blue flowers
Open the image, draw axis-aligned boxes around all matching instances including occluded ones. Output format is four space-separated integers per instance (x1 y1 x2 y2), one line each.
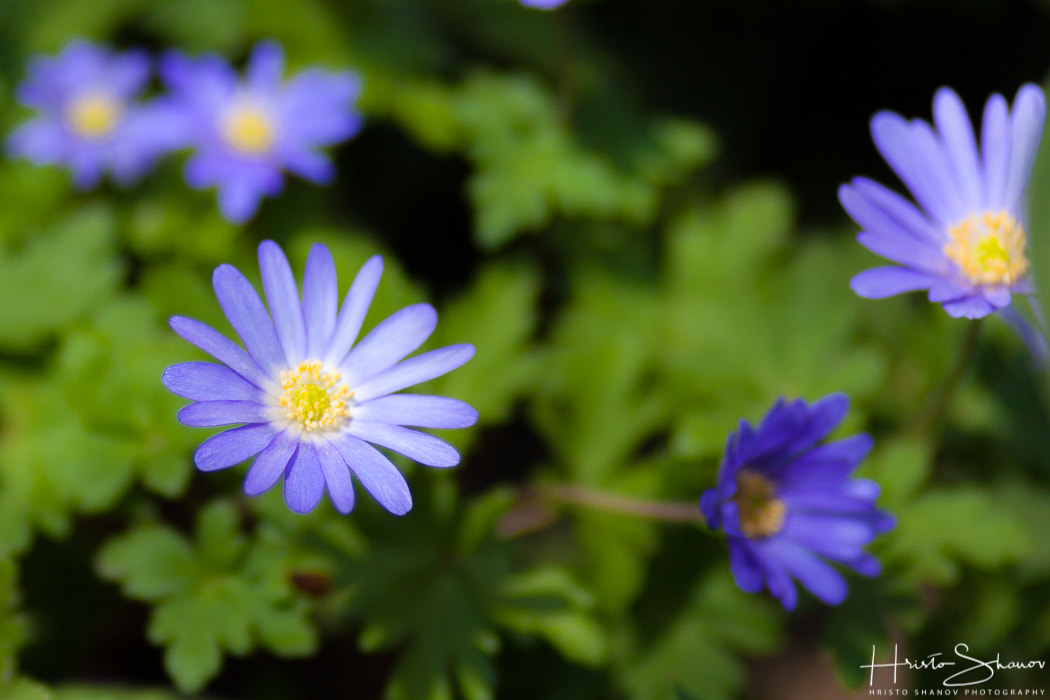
11 38 1042 613
7 40 362 223
700 85 1047 610
159 83 1045 612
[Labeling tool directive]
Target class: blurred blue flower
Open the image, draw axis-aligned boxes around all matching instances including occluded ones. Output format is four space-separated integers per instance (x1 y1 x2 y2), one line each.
6 40 175 188
700 394 894 610
158 41 363 223
162 241 477 515
843 85 1046 318
520 0 570 8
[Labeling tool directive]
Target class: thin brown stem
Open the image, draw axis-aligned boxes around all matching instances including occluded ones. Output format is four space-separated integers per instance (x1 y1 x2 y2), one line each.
539 484 706 524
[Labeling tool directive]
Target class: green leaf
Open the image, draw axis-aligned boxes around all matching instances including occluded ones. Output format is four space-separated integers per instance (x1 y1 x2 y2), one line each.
856 438 932 512
617 569 782 700
424 262 542 447
532 269 666 484
340 480 605 700
881 487 1030 586
0 205 121 350
97 502 318 693
96 526 197 601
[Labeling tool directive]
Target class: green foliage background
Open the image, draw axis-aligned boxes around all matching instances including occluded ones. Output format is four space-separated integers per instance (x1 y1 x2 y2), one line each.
0 0 1048 697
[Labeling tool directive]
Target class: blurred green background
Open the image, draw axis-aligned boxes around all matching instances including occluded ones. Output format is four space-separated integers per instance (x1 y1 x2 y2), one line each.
0 0 1049 698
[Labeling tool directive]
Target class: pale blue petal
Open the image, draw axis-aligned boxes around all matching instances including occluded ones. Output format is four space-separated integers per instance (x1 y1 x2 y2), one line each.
259 240 306 366
244 430 297 496
933 87 982 208
302 244 339 358
212 264 285 373
162 361 264 402
331 434 412 515
981 93 1010 211
351 344 475 402
283 443 325 513
850 266 938 298
314 440 355 514
323 255 383 366
168 316 272 389
347 419 459 467
340 303 437 386
194 423 277 472
178 400 270 427
353 394 478 429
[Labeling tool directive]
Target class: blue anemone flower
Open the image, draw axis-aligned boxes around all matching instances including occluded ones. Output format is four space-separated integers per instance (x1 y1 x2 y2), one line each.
842 85 1046 319
6 40 175 188
519 0 570 8
699 394 894 610
162 241 477 515
158 40 363 223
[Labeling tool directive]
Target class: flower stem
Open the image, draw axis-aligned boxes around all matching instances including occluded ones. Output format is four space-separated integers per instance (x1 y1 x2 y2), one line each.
540 484 706 523
498 484 706 537
913 318 983 436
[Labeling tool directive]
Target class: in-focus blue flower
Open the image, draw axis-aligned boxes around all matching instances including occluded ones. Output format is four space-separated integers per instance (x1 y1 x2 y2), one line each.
162 241 477 515
699 394 894 610
519 0 570 8
843 85 1047 319
6 40 175 188
158 41 363 223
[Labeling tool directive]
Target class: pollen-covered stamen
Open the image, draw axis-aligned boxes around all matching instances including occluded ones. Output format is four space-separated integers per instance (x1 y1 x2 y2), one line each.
222 102 276 154
279 361 351 432
733 469 786 538
66 93 121 138
944 211 1029 286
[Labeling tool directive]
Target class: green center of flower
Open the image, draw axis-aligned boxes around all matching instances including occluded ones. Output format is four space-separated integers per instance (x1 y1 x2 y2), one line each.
67 93 121 138
943 211 1029 286
733 470 786 538
222 103 276 154
279 361 351 432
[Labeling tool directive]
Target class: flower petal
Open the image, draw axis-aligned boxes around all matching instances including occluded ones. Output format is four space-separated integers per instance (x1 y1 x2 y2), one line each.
213 263 286 373
870 112 955 226
728 540 765 594
284 443 325 514
942 294 995 319
981 93 1010 211
331 434 413 515
351 344 476 402
168 316 273 390
247 40 284 92
933 87 982 208
302 244 338 358
352 394 478 429
314 440 355 514
259 240 306 366
1004 84 1046 214
244 430 298 496
856 231 947 273
776 541 849 606
340 303 437 386
346 420 460 467
194 423 277 472
162 362 264 402
840 178 945 246
850 266 937 298
323 255 383 366
178 400 270 427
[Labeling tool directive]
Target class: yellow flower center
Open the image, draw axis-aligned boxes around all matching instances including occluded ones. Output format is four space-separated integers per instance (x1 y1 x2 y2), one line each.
222 103 276 154
943 211 1029 286
734 470 786 538
67 93 121 139
279 361 351 432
